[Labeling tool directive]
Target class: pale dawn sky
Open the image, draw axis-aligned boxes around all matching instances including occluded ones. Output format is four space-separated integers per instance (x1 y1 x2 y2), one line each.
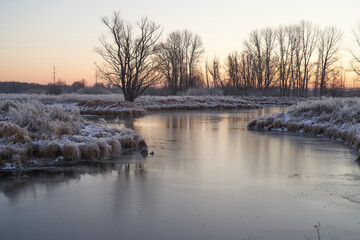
1 0 359 84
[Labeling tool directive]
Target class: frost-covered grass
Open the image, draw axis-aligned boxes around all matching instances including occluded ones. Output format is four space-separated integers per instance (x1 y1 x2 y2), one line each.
239 96 301 106
0 94 301 116
0 100 147 170
75 95 265 114
77 99 146 115
136 95 262 110
247 97 360 161
0 93 125 103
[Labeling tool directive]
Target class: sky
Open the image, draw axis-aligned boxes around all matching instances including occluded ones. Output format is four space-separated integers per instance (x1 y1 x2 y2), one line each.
1 0 360 85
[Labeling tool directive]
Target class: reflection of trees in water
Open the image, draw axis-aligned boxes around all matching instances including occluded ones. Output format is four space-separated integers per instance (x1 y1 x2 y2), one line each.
119 163 145 178
124 119 135 130
0 170 81 199
0 161 145 199
161 112 272 130
85 115 137 130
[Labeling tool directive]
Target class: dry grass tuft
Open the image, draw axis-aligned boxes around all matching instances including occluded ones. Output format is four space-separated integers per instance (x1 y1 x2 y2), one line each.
95 139 111 159
312 124 326 135
265 117 274 126
247 119 257 129
255 120 266 130
50 121 74 136
324 127 337 138
81 142 100 161
63 142 81 161
108 138 122 156
0 123 31 144
43 141 62 159
117 135 136 149
272 119 283 129
303 124 312 133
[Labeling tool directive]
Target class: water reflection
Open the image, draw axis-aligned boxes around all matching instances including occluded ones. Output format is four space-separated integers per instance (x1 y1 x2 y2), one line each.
93 108 358 185
0 162 146 200
2 108 360 240
119 163 146 178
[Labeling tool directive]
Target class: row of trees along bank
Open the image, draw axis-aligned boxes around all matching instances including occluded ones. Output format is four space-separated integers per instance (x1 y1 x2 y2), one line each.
96 12 360 101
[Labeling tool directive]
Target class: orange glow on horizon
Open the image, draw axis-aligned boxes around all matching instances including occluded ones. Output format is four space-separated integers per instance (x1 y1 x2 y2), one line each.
1 0 360 88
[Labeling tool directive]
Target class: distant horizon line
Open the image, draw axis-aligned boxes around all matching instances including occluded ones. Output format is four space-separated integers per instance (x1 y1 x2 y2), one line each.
0 80 359 91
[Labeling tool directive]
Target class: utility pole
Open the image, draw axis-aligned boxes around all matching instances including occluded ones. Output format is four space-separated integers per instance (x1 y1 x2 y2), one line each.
95 70 98 85
52 66 56 84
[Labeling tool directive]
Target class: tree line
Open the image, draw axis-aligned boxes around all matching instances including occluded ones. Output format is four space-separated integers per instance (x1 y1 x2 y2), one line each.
96 12 360 101
222 21 343 97
0 80 119 95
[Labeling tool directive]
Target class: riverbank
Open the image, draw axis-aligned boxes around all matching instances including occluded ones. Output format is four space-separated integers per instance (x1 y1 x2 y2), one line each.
0 94 302 170
0 100 147 170
247 97 360 161
0 94 301 116
74 95 301 114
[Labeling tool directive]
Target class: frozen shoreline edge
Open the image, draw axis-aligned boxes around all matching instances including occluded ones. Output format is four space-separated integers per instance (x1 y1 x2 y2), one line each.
247 98 360 162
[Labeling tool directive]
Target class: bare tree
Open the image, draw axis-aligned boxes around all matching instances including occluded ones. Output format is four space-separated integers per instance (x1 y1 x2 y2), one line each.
240 52 257 88
277 25 291 96
276 25 300 96
157 30 204 94
187 33 204 88
275 21 318 97
225 51 241 88
262 27 277 89
95 12 162 102
350 22 360 77
317 26 342 96
293 25 303 96
299 20 318 95
205 58 210 88
208 57 224 88
244 30 263 89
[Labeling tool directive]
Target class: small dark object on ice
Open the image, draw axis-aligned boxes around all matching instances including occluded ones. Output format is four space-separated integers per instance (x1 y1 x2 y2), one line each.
149 151 154 156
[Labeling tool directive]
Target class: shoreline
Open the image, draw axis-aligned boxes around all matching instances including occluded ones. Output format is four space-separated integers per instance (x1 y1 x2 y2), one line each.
0 94 303 171
247 97 360 161
0 94 302 116
78 95 299 115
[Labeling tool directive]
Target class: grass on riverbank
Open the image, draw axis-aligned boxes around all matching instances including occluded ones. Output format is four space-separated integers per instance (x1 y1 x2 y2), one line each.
247 97 360 160
0 94 301 116
0 100 147 170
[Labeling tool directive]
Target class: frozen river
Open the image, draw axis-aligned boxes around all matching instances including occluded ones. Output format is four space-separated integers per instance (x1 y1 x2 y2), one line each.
1 108 360 239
